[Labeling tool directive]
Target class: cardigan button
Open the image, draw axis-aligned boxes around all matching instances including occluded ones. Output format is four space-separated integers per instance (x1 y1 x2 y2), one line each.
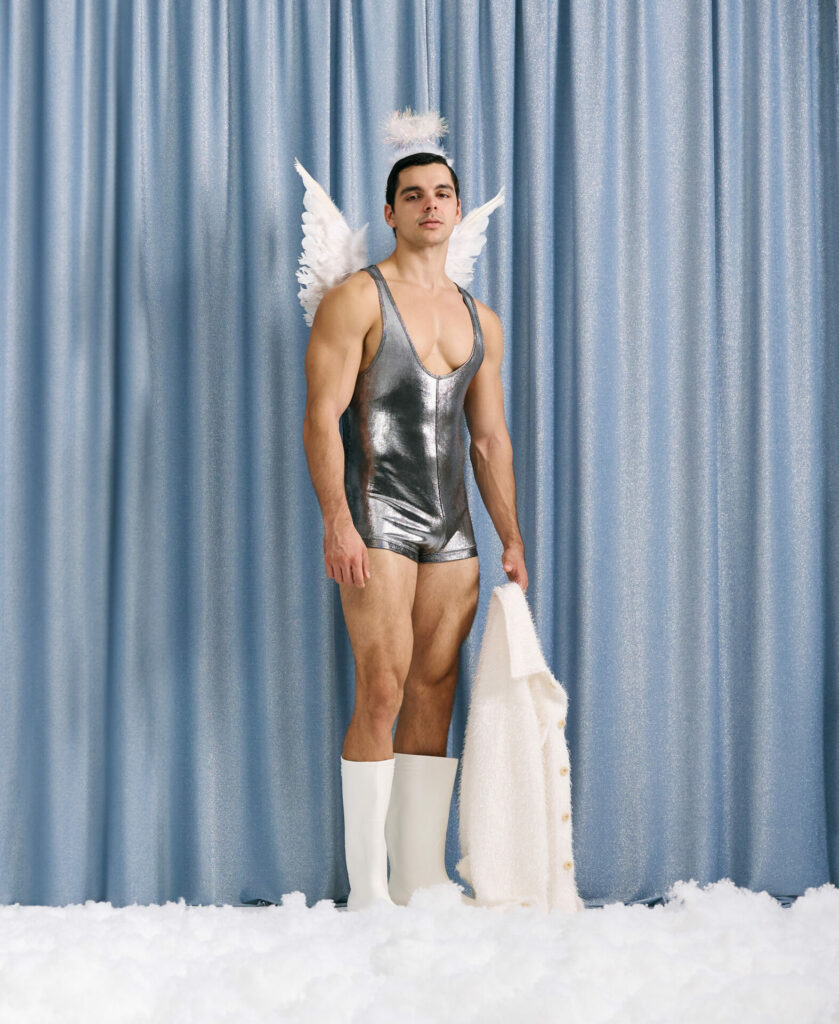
563 861 573 870
556 719 565 729
561 812 570 822
559 766 569 775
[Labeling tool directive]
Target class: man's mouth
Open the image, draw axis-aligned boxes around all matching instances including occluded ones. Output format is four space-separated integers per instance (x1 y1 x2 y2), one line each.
421 220 442 226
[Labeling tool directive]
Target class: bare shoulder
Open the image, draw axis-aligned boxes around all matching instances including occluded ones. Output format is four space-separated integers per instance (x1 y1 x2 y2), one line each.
313 268 379 336
472 295 501 328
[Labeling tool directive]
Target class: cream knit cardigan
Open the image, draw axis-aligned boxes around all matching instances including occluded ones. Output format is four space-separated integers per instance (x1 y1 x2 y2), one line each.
456 582 584 913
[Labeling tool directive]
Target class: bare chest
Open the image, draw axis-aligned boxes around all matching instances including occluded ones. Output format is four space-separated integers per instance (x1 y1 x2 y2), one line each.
363 281 476 376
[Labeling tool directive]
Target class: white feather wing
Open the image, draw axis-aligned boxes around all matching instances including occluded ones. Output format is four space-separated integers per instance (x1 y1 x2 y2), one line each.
294 159 369 326
445 186 505 289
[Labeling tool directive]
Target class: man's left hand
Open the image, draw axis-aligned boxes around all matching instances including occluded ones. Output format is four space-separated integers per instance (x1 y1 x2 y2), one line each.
502 543 528 593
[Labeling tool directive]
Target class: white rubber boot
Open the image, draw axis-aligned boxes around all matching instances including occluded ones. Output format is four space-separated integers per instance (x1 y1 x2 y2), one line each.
340 756 396 911
385 752 459 905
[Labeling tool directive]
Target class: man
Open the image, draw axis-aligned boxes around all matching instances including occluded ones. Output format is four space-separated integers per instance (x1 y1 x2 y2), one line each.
302 151 527 910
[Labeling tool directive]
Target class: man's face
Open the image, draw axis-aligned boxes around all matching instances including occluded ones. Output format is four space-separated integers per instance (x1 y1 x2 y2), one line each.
385 163 462 244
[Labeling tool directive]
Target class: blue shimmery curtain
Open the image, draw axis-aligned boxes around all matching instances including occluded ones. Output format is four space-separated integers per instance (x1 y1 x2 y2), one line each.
1 0 837 907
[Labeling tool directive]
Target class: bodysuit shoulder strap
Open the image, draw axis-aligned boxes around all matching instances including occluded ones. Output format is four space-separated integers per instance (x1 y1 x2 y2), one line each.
455 283 479 319
454 284 485 358
361 264 405 355
363 263 387 290
364 260 393 307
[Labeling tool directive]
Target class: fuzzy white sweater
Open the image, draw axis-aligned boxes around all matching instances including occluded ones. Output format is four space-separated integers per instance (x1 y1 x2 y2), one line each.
456 582 584 913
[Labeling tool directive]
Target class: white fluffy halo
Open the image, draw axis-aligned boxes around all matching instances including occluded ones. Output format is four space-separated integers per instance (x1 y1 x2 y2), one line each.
382 108 450 162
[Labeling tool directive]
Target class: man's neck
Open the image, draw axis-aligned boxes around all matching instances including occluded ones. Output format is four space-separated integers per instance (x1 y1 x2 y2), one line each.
381 243 452 291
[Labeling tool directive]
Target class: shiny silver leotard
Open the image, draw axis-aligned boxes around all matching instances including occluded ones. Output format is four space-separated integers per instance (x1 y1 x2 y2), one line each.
340 263 484 563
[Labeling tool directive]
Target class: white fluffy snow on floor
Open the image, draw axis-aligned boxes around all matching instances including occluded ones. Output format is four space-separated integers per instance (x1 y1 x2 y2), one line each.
1 878 838 1024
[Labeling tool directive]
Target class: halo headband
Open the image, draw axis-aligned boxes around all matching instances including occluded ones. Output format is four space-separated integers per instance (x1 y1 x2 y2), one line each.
382 108 450 163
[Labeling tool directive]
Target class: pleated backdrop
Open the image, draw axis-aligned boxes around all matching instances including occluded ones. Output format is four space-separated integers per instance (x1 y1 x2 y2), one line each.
1 0 837 907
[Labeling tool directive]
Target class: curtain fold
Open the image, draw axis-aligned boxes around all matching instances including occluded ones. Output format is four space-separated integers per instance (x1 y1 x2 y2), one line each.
0 0 836 906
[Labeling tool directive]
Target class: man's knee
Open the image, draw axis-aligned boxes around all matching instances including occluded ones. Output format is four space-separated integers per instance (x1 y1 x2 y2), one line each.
355 665 406 724
408 661 459 693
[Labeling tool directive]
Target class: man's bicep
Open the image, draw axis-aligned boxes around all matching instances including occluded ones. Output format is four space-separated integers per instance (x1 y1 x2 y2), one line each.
304 284 368 420
464 361 507 444
465 309 508 445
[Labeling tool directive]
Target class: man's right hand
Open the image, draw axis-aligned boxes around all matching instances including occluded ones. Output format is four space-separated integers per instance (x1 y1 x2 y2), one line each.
324 521 371 588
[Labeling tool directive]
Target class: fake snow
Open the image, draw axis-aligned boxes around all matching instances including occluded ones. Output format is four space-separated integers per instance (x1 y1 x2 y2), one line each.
1 878 837 1023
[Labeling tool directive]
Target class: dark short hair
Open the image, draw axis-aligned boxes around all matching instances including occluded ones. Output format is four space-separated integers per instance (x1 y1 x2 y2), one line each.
385 152 460 214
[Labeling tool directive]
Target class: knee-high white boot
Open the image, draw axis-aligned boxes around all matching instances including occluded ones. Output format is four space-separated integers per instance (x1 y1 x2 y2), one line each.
340 756 396 911
385 752 459 905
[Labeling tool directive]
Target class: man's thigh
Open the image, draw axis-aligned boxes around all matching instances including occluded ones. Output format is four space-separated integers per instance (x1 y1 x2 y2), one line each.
338 547 419 682
407 555 480 683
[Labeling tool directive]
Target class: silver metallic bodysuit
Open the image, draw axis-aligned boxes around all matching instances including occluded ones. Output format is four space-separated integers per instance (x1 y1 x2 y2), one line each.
340 263 485 563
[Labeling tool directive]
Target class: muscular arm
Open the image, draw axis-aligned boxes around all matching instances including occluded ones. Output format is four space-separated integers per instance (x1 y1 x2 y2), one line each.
302 275 375 587
463 307 528 592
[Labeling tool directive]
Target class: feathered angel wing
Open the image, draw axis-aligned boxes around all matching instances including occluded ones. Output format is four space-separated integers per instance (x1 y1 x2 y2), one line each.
445 186 505 290
294 159 369 326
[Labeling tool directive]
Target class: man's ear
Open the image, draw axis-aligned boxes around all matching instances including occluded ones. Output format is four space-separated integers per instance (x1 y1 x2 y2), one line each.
384 203 394 227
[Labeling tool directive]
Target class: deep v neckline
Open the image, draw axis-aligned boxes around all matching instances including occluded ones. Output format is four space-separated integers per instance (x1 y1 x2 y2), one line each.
373 265 477 380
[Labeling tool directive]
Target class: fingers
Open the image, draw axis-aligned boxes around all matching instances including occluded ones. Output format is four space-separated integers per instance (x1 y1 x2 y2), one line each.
325 553 370 588
337 564 360 587
323 525 373 589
